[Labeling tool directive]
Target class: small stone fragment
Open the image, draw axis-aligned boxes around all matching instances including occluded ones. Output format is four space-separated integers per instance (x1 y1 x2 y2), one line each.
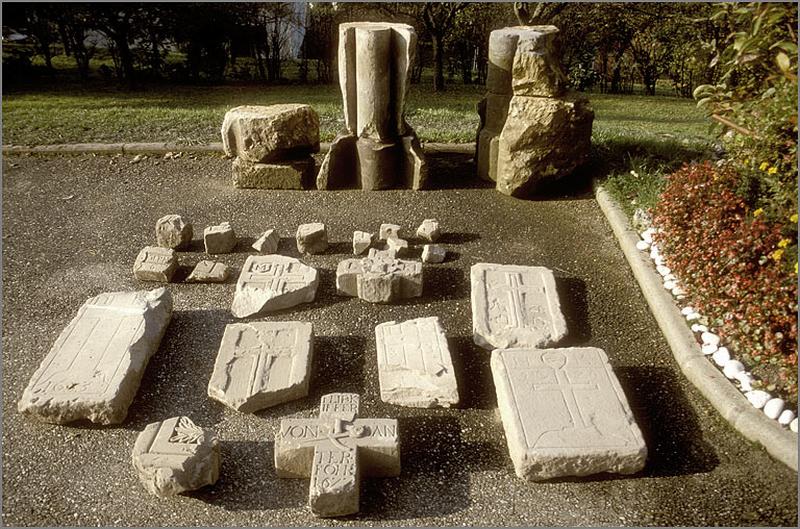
722 359 745 379
296 223 329 254
252 229 280 254
221 104 320 163
231 255 319 318
336 255 422 303
133 246 178 282
132 416 220 497
368 247 397 260
421 244 446 263
204 222 237 254
415 219 441 242
186 260 229 283
763 398 785 420
352 231 373 255
778 409 795 426
155 214 193 250
379 223 402 240
746 390 771 409
386 236 409 257
231 157 315 190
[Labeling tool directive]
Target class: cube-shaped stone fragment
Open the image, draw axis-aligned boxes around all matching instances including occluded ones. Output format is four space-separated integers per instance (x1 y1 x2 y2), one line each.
221 104 320 163
231 255 319 318
336 256 422 303
368 247 397 260
133 246 178 282
252 229 280 254
352 231 373 255
491 347 647 480
155 214 193 249
415 219 440 242
386 236 409 257
186 260 229 283
131 416 220 497
379 223 402 240
204 222 237 254
208 322 313 412
232 157 315 190
421 244 446 263
296 223 328 254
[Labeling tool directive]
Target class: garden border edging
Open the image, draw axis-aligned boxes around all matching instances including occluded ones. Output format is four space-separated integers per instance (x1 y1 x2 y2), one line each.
594 181 797 472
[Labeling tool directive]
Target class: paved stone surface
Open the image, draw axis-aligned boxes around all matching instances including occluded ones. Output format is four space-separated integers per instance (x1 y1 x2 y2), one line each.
275 393 400 517
471 263 568 350
422 244 446 263
3 154 797 526
208 322 313 412
353 230 373 255
375 317 459 408
416 219 441 242
491 347 647 480
185 260 229 283
252 229 280 254
155 214 193 250
221 104 320 163
203 222 236 254
296 223 329 254
133 246 178 282
231 255 319 318
17 287 172 424
131 416 220 497
336 256 422 303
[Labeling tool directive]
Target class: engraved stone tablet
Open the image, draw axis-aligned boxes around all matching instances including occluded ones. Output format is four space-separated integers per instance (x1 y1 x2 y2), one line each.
18 288 173 424
208 322 313 412
133 246 177 282
375 317 459 407
231 255 319 318
186 260 229 283
491 347 647 480
275 393 400 517
471 263 567 350
131 416 220 497
336 256 422 303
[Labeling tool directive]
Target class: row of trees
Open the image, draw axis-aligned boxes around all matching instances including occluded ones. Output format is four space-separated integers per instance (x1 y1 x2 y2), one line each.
3 2 755 96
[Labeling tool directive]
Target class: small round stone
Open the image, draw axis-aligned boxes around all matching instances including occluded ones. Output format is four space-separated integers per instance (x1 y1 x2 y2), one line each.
656 265 671 276
745 390 771 409
681 306 695 316
641 228 655 244
722 359 745 379
663 280 676 290
704 343 720 356
701 332 720 346
691 323 708 333
664 273 676 282
763 398 785 420
671 286 686 296
735 372 754 392
686 312 701 322
636 240 650 251
778 409 795 426
790 418 798 433
711 346 729 364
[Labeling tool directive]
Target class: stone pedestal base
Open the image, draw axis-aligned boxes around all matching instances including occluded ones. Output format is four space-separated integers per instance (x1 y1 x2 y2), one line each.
232 157 316 190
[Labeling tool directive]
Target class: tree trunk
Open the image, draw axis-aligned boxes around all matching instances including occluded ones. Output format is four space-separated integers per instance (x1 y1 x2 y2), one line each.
149 27 161 79
432 32 444 92
116 36 136 89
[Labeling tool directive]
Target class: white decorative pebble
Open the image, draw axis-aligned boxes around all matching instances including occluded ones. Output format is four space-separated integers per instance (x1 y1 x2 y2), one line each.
686 312 701 322
735 372 754 392
701 332 720 346
722 360 745 379
656 265 670 276
650 242 659 253
676 295 686 300
663 280 676 290
745 390 771 409
671 286 686 297
641 228 655 244
636 240 650 251
711 347 729 364
778 409 795 426
763 398 785 420
664 273 676 282
654 256 665 266
681 307 695 316
690 324 708 333
790 418 797 433
703 343 719 356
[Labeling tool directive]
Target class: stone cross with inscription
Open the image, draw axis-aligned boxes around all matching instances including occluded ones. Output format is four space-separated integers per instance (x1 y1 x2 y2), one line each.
274 393 400 517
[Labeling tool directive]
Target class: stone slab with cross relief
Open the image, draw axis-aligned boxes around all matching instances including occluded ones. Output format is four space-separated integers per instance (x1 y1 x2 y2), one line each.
274 393 400 517
491 347 647 480
231 255 319 318
471 263 567 350
207 322 313 413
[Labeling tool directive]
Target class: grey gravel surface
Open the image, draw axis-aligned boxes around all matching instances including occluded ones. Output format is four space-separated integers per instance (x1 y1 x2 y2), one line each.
2 153 797 527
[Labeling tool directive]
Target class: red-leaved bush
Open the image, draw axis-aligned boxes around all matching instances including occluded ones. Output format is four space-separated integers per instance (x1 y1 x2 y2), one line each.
653 162 798 402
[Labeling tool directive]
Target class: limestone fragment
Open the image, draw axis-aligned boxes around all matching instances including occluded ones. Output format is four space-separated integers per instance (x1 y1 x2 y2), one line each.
296 223 329 254
491 347 647 480
231 157 315 190
18 288 173 424
379 223 402 240
221 104 320 163
204 222 237 254
252 229 280 254
186 260 229 283
375 317 459 407
155 214 193 249
470 263 567 350
368 247 397 260
352 231 374 255
231 255 319 318
131 416 220 497
208 322 313 412
134 246 178 282
421 244 446 263
336 255 422 303
275 393 400 517
415 219 441 242
386 236 409 257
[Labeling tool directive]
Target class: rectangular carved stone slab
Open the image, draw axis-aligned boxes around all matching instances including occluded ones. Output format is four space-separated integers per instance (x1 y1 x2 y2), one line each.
133 246 177 282
208 322 313 412
18 288 173 424
491 347 647 480
375 317 459 408
232 157 315 190
231 255 319 318
471 263 567 350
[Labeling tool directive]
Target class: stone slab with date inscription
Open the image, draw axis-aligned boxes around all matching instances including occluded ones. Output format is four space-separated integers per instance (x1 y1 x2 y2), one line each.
274 393 400 517
131 416 220 497
375 317 459 407
471 263 567 350
133 246 178 283
208 322 313 412
491 347 647 480
18 288 173 424
336 255 422 303
231 255 319 318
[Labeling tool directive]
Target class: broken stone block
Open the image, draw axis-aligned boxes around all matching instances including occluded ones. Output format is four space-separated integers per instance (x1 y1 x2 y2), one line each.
186 260 229 283
275 393 400 517
296 223 329 254
367 247 397 260
18 288 172 424
336 256 422 303
415 219 440 242
208 322 313 412
386 236 409 257
231 255 319 318
131 416 220 497
204 222 237 254
421 244 446 263
221 104 320 163
470 263 567 350
231 157 315 190
379 223 402 240
352 231 373 255
133 246 178 282
252 229 280 254
155 214 193 250
491 347 647 480
375 317 459 408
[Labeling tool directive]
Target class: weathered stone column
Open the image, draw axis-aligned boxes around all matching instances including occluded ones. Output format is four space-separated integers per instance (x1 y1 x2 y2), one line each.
317 22 427 191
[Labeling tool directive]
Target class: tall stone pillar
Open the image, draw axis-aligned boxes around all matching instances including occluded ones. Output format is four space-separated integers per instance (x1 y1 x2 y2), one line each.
317 22 427 191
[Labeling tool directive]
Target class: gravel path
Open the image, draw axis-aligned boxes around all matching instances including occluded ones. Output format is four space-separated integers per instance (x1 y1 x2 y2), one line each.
2 153 796 527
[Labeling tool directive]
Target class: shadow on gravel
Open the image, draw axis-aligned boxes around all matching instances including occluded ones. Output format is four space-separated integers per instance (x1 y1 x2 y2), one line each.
450 336 497 410
438 232 481 245
425 152 492 190
555 276 592 346
308 335 367 399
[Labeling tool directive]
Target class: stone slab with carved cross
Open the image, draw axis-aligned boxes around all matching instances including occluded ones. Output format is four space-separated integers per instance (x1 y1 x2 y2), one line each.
491 347 647 480
375 317 459 408
208 322 313 412
471 263 567 350
336 255 422 303
17 288 173 425
274 393 400 517
131 416 220 497
231 255 319 318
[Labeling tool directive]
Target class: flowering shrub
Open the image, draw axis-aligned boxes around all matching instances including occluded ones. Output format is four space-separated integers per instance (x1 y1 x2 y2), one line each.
653 162 798 402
